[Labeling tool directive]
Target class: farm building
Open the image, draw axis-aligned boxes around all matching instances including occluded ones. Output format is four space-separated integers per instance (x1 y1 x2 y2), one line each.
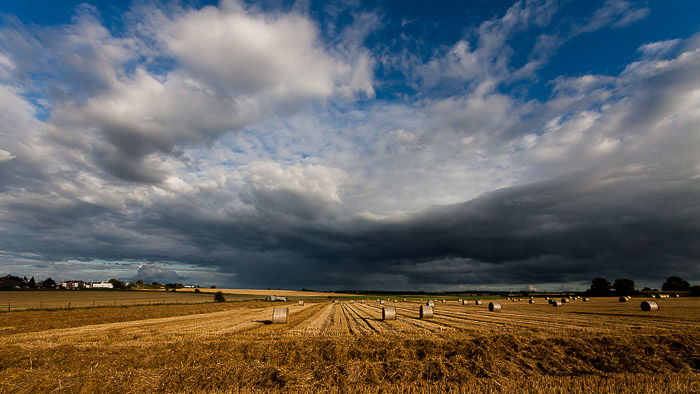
91 282 114 289
264 295 288 302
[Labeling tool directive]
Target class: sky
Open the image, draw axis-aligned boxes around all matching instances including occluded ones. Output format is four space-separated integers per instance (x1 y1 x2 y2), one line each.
0 0 699 291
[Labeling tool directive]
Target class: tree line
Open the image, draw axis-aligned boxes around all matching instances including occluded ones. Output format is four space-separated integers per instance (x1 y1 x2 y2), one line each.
587 276 698 296
0 275 208 290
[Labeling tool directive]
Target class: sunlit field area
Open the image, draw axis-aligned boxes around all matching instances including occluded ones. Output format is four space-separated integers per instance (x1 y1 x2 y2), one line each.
0 290 222 311
0 293 698 392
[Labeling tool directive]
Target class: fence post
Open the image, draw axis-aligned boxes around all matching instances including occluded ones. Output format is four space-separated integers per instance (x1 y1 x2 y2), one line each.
68 302 71 309
7 303 9 312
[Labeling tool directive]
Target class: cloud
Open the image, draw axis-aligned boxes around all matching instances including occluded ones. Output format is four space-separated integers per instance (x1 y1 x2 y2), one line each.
0 2 698 290
1 1 374 184
132 263 187 283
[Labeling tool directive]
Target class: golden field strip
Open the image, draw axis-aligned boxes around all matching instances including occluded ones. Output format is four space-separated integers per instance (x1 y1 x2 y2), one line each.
0 295 698 392
0 290 223 310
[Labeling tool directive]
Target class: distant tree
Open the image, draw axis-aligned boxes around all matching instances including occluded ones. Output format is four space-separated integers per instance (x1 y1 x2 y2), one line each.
39 277 56 289
588 277 612 296
127 280 144 289
210 285 216 289
613 278 636 296
689 285 700 297
662 277 691 292
213 291 226 302
108 278 126 289
28 277 36 288
164 283 184 290
641 287 652 292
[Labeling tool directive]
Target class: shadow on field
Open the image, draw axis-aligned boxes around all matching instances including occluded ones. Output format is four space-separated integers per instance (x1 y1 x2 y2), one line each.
254 319 273 325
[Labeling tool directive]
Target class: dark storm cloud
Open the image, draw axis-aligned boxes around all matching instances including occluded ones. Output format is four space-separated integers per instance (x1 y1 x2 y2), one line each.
4 165 694 289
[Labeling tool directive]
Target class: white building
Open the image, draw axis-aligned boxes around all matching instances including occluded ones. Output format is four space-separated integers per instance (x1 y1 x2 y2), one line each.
264 295 288 302
91 282 114 289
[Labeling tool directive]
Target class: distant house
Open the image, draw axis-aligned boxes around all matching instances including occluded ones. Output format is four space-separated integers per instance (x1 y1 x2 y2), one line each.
264 295 288 302
91 282 114 289
60 280 85 289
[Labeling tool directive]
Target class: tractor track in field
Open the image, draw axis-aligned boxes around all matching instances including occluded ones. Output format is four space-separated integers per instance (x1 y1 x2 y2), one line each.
343 303 380 334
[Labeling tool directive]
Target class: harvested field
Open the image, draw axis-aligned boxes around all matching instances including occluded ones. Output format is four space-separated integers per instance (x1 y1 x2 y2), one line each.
0 296 698 392
169 288 351 297
0 290 220 311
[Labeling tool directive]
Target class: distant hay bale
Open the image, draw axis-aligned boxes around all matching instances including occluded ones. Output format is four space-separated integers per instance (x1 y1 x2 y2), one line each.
379 300 385 304
441 299 446 303
618 297 628 302
488 302 501 312
529 299 536 304
474 300 483 305
544 297 549 300
420 305 434 319
350 300 355 304
298 300 304 306
272 307 288 324
393 300 398 303
552 301 562 307
582 297 589 302
334 300 339 304
462 300 469 305
560 298 569 303
458 299 462 302
426 300 435 307
382 306 397 320
672 294 680 298
641 301 659 311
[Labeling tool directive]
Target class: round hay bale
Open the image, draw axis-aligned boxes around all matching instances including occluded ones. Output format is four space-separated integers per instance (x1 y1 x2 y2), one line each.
458 299 463 303
461 300 469 305
672 294 680 298
393 299 398 303
474 300 483 305
382 306 397 320
488 302 501 312
441 299 446 303
350 300 355 304
544 297 550 300
272 307 288 324
529 299 536 304
641 301 659 311
552 301 562 307
618 297 628 302
582 297 589 302
561 298 569 303
420 305 434 319
334 300 339 304
426 300 435 307
379 300 385 304
298 300 304 306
